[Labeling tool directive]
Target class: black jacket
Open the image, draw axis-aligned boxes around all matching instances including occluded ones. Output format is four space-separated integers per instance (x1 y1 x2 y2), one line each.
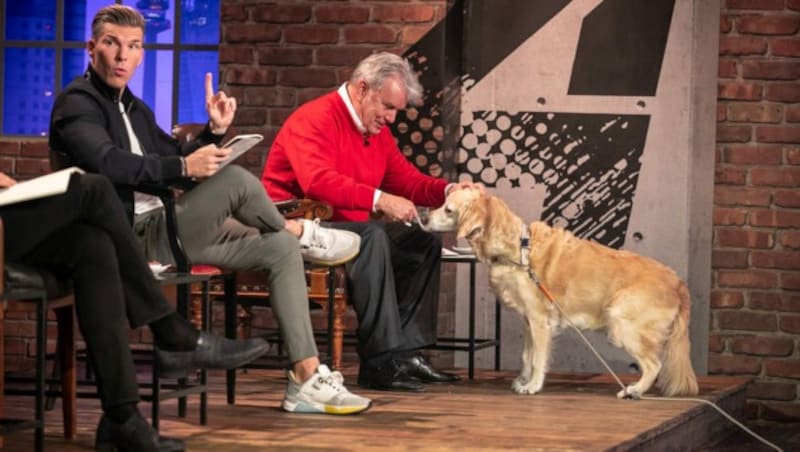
49 65 224 222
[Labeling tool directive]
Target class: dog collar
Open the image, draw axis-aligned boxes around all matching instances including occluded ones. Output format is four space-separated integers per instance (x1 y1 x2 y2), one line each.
520 223 530 267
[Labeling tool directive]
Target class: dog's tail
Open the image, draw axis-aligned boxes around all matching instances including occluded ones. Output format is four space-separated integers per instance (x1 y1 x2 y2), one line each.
656 283 699 396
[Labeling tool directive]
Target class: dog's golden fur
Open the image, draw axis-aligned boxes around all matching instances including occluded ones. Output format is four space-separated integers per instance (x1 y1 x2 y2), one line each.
426 188 698 398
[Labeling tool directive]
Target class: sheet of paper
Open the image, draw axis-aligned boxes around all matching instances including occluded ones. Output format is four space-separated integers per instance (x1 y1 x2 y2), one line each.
0 166 84 207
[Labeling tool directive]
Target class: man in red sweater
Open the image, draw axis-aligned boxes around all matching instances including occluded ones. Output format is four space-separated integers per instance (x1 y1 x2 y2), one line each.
263 52 481 391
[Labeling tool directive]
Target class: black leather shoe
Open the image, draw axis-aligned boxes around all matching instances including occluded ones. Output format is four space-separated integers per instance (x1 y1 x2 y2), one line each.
395 354 460 383
358 359 424 392
155 332 269 379
95 412 185 451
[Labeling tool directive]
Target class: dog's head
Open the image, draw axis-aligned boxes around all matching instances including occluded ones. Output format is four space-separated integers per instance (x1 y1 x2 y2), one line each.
424 187 488 241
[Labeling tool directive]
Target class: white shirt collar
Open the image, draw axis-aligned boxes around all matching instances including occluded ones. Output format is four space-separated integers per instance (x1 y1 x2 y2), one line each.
337 83 367 135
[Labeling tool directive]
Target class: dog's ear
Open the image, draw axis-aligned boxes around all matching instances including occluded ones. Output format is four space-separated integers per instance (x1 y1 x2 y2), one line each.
457 194 487 240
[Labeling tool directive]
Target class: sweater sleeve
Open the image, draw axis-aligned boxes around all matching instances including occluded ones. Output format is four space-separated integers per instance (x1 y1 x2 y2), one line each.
379 132 448 208
50 91 183 185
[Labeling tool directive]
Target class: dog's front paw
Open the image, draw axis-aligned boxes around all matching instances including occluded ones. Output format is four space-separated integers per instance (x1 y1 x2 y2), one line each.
512 379 542 395
616 385 641 400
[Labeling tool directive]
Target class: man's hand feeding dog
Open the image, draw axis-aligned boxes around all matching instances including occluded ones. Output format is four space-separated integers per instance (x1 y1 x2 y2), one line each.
423 188 698 399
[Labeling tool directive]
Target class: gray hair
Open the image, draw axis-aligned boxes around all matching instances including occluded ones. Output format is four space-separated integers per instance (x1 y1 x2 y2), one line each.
91 4 145 38
350 52 424 105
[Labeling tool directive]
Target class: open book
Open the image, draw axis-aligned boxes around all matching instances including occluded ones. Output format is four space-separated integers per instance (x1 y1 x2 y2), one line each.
0 166 84 207
219 134 263 168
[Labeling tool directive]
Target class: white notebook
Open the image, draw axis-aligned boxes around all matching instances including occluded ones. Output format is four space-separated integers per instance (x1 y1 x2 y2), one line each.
0 166 84 207
219 134 263 168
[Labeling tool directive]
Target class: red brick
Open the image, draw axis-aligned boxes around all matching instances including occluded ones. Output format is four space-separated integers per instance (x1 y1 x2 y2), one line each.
737 15 800 35
787 104 800 122
258 48 313 66
771 37 800 57
713 207 748 225
279 68 338 88
344 26 398 44
765 359 800 378
0 141 20 156
756 125 800 144
0 157 13 174
721 15 733 33
233 109 267 127
726 0 786 9
219 47 254 64
731 335 794 356
751 167 800 186
718 270 778 289
315 5 370 24
765 83 800 102
749 292 783 310
14 158 49 176
2 320 36 337
750 209 800 228
727 102 783 123
708 353 762 374
788 147 800 164
708 334 726 352
711 291 746 308
719 36 768 55
792 0 800 10
725 145 783 164
269 108 293 126
779 230 800 249
714 167 747 185
717 103 727 121
779 314 800 333
782 272 800 290
224 24 281 43
760 401 800 422
717 59 738 78
224 67 276 86
316 47 374 66
403 25 434 46
714 187 772 207
716 125 752 142
742 61 800 80
252 5 311 23
718 81 763 100
242 87 296 107
374 5 436 23
717 310 778 330
284 26 339 45
774 190 800 208
746 382 797 400
221 4 247 22
778 293 800 311
712 250 749 268
297 88 334 105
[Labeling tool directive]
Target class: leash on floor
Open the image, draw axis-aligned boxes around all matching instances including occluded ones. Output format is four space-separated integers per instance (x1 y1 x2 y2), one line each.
528 271 783 452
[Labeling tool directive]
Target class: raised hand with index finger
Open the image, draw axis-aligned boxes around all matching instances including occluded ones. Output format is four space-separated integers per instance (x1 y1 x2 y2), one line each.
205 72 236 134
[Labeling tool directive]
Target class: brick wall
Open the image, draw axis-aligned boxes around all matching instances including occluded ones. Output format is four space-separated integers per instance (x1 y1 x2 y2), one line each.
712 0 800 422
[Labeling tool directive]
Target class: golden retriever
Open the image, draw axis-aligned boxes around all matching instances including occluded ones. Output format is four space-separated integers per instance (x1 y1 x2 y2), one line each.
425 188 698 398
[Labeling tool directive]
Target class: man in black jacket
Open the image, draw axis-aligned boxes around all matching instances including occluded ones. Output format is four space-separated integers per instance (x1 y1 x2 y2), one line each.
49 4 371 418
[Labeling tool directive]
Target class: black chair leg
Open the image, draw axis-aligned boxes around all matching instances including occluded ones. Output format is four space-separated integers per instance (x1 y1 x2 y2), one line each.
34 295 46 452
224 275 237 405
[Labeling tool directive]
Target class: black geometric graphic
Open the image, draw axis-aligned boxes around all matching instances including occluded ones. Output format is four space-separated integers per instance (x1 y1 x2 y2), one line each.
459 111 650 248
569 0 675 96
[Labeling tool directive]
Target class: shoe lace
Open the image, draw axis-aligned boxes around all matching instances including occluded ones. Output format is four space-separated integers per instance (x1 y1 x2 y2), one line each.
315 365 345 393
308 218 332 251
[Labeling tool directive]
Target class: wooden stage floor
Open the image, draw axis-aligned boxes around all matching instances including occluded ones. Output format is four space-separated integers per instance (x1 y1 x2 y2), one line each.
2 366 754 451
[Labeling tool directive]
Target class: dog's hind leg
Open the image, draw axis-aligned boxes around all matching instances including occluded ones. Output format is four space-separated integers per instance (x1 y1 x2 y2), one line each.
513 316 551 395
611 321 664 399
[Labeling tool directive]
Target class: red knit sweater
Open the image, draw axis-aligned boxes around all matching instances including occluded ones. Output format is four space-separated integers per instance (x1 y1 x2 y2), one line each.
263 91 448 222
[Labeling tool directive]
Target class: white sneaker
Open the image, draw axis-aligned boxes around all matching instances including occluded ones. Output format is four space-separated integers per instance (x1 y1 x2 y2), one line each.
282 364 372 415
298 219 361 266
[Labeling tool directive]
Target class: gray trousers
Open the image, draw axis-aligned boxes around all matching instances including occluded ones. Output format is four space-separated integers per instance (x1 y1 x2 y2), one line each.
135 165 318 362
